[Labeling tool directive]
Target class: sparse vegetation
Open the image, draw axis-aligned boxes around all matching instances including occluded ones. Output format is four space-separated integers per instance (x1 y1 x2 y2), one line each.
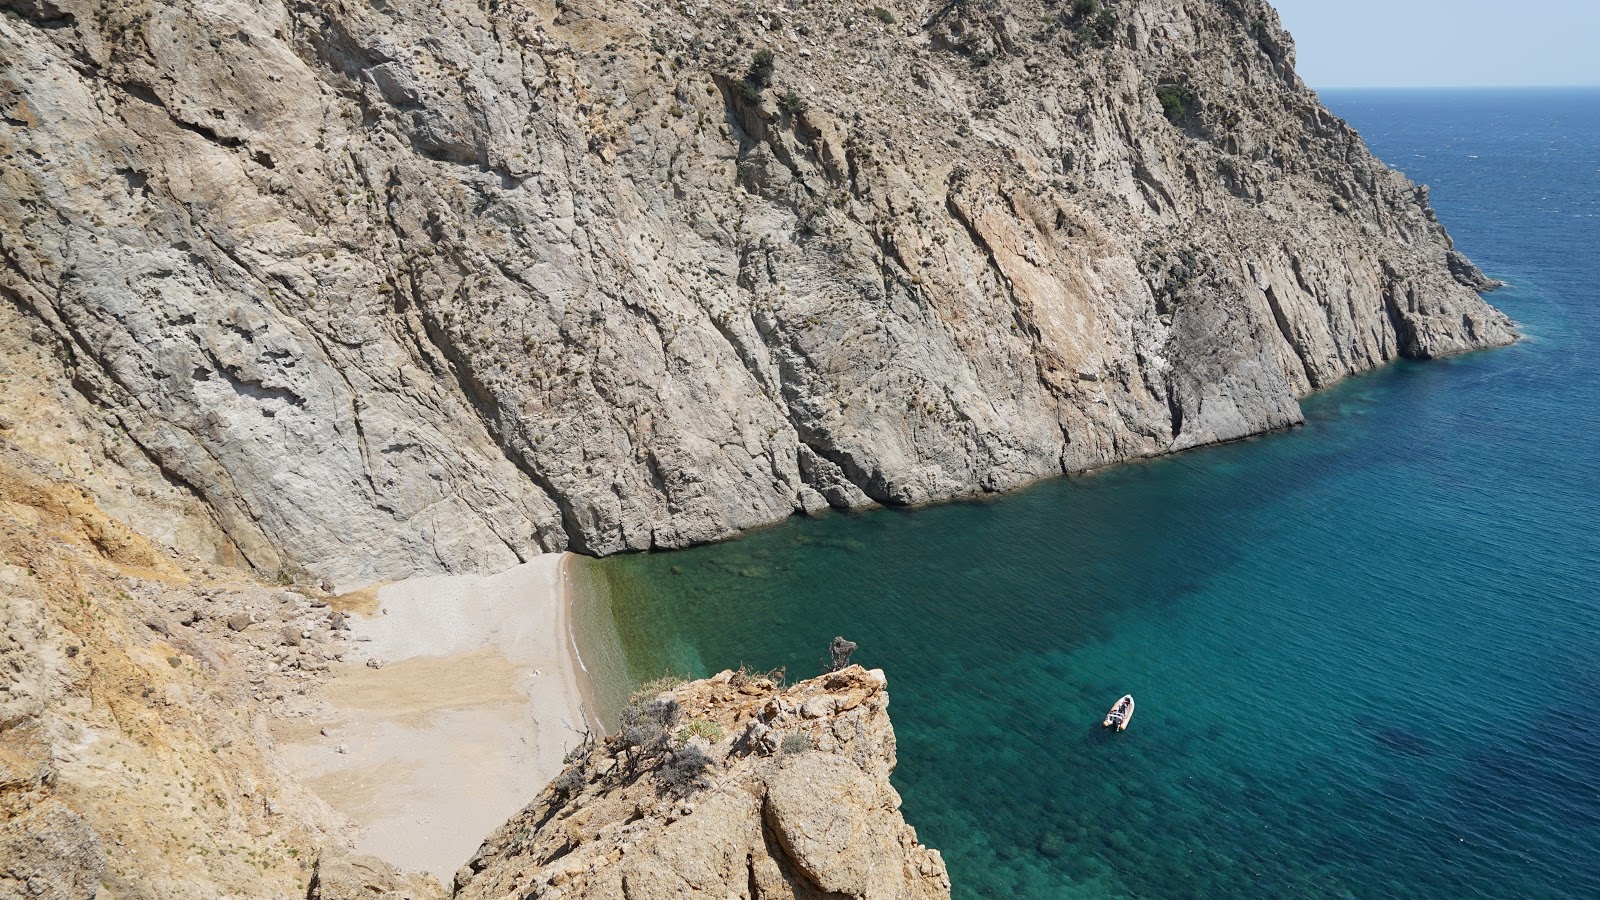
617 693 682 771
1155 82 1198 126
658 745 713 797
677 719 726 743
870 6 895 24
729 663 786 690
825 635 857 672
552 767 585 797
779 89 806 115
1092 9 1118 41
780 732 812 756
1069 0 1117 46
610 673 724 797
628 673 686 707
729 78 761 106
747 49 775 88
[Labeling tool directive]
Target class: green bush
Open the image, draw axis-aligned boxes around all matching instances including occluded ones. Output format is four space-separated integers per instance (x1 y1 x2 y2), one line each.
870 6 895 24
1155 83 1197 124
729 79 761 105
747 49 775 87
1156 84 1184 118
780 732 812 755
1091 9 1117 41
779 89 806 115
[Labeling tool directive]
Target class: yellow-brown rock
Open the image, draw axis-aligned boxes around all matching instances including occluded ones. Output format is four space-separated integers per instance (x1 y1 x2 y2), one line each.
455 667 950 900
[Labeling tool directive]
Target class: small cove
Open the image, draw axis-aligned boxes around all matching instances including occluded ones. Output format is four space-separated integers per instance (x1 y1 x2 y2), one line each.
572 88 1600 898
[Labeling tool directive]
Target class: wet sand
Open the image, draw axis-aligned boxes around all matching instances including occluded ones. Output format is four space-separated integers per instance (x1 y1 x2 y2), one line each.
274 554 589 882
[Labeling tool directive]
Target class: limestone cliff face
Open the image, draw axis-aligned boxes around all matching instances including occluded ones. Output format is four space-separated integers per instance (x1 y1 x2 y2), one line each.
454 666 950 900
0 0 1514 584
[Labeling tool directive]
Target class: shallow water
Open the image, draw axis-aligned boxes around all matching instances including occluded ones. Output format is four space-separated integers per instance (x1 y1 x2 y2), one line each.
575 88 1600 898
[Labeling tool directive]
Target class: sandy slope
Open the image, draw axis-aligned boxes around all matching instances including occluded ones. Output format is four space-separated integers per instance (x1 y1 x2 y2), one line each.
274 555 588 882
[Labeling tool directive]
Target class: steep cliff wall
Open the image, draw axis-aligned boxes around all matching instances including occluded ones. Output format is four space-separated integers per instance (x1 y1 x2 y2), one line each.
0 0 1514 584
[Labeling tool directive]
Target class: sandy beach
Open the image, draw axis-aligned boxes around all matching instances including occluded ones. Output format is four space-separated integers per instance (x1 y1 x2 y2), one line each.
274 554 591 882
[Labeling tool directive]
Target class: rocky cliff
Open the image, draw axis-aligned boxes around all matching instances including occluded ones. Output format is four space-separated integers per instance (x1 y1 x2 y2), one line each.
455 665 950 900
0 0 1514 585
0 438 358 897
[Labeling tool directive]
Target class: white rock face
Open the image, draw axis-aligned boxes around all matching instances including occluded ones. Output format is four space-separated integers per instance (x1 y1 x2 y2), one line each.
0 0 1514 583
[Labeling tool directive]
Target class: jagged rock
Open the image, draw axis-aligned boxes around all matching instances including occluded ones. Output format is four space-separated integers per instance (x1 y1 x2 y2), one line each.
0 799 106 900
828 635 858 672
0 0 1513 585
800 696 837 719
455 666 949 900
226 613 253 633
739 719 779 756
305 852 444 900
766 752 915 897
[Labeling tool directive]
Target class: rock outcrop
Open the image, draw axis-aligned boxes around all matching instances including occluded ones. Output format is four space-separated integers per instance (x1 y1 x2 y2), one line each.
455 665 950 900
0 432 375 897
0 0 1515 584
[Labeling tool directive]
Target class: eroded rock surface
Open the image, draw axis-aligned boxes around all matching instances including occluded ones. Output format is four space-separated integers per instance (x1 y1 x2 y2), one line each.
1 0 1513 585
455 666 948 900
0 438 361 897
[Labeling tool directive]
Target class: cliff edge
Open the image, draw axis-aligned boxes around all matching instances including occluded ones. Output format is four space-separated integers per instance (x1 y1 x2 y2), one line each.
0 0 1514 584
455 665 950 900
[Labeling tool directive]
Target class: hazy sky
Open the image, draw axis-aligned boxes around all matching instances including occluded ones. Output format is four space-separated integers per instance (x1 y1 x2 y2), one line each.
1270 0 1600 88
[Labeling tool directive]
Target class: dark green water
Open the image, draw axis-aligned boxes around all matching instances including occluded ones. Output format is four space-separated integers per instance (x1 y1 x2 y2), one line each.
573 89 1600 898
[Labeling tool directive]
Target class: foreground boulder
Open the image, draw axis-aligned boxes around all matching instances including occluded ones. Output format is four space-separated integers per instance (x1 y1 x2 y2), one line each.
455 666 950 900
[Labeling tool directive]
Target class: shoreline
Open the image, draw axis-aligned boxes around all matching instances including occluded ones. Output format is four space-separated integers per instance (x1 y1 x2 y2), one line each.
560 552 608 738
274 553 596 883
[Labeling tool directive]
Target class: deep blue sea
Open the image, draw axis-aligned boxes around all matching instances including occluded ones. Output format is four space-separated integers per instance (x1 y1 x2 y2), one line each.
574 88 1600 898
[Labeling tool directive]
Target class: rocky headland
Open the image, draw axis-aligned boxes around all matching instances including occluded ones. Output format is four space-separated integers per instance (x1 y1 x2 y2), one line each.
454 664 950 900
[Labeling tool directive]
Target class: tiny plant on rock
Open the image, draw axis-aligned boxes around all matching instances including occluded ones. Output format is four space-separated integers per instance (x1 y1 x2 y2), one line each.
677 719 726 743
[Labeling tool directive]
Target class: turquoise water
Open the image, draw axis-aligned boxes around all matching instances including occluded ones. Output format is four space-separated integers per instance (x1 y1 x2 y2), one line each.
577 89 1600 898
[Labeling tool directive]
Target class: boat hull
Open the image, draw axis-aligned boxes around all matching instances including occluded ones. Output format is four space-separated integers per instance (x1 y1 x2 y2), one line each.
1103 694 1134 731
